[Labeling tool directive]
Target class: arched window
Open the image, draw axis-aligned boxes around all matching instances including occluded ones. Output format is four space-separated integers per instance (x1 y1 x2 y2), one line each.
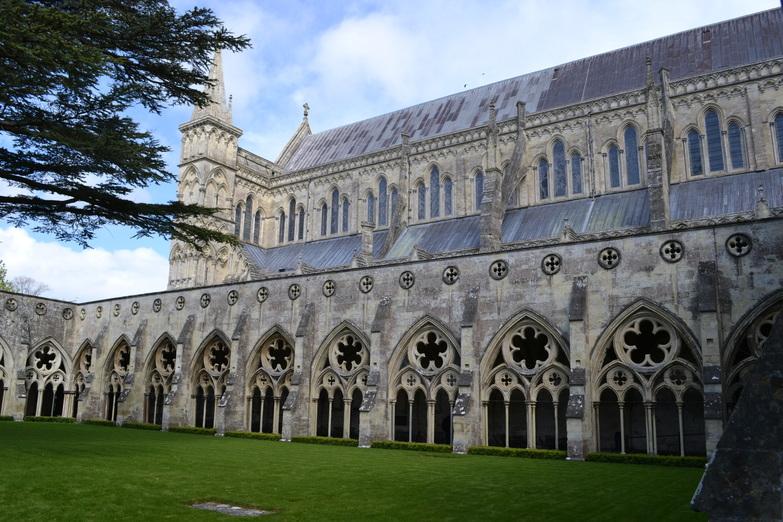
278 211 286 244
253 211 261 244
367 192 376 224
390 187 399 223
475 169 484 210
378 177 388 226
244 195 253 241
687 129 703 176
776 112 783 163
727 121 745 169
571 152 583 194
705 109 724 172
417 181 426 220
341 196 350 233
444 177 453 216
538 158 549 200
234 204 242 237
430 166 440 218
287 199 296 242
298 207 305 240
624 126 640 185
320 203 328 237
249 331 294 434
193 337 231 430
607 144 621 188
553 140 567 197
330 189 339 234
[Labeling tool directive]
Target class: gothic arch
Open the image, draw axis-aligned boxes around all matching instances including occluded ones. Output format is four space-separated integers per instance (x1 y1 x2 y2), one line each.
311 321 369 439
480 309 570 449
722 289 783 417
245 325 294 434
142 333 176 425
388 315 460 444
590 298 705 456
0 336 12 415
190 330 232 429
24 337 72 418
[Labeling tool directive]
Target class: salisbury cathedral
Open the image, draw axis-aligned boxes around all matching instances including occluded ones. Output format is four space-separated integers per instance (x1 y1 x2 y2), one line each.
1 8 782 459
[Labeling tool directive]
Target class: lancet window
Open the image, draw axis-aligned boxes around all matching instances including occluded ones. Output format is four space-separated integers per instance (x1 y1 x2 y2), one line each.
193 336 231 429
104 340 131 422
314 329 369 439
71 344 92 418
248 332 293 435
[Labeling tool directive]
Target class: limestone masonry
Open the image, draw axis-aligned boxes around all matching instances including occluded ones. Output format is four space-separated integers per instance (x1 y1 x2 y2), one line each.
2 9 783 459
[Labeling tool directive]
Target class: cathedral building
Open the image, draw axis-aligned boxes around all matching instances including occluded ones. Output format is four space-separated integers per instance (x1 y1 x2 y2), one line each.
1 8 782 459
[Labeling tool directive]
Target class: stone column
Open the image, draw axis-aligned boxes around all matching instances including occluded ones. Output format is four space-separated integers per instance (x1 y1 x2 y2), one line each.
161 342 184 431
566 276 591 460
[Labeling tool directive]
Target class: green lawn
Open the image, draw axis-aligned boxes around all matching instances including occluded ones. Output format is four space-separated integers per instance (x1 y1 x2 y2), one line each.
0 423 706 521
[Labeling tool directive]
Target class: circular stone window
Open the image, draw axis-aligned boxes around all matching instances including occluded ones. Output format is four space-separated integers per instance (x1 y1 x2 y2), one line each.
442 266 460 285
5 298 17 312
175 296 185 310
131 301 140 315
399 271 415 290
598 247 621 270
660 240 684 263
323 280 336 297
359 276 374 294
227 290 239 305
62 308 73 320
726 233 752 258
288 283 301 300
541 253 562 275
200 293 211 308
152 299 161 312
256 286 269 303
489 260 509 280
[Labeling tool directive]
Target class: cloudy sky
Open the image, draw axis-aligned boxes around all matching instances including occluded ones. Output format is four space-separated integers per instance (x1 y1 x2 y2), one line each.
1 0 777 301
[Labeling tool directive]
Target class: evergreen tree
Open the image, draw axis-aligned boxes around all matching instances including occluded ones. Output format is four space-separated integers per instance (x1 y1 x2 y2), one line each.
0 0 250 246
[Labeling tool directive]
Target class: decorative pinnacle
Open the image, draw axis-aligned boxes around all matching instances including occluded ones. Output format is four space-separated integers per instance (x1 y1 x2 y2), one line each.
303 102 310 120
191 50 232 124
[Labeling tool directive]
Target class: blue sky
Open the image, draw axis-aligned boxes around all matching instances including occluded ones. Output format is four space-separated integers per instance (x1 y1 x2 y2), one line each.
1 0 777 301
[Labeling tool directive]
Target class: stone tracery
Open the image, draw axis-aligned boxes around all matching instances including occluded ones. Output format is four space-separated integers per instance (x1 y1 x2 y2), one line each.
193 335 231 429
391 320 460 445
593 310 705 456
145 338 176 425
482 316 570 450
247 331 293 434
314 328 369 439
104 339 131 422
24 340 69 419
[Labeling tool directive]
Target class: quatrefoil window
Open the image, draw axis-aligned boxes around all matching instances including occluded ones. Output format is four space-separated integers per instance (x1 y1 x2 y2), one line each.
131 301 140 315
443 266 460 285
489 260 509 280
176 296 185 310
152 299 162 312
200 293 211 308
359 276 374 294
227 290 239 305
409 330 452 374
288 284 301 300
598 247 621 269
257 287 269 303
660 240 684 263
399 271 415 289
541 254 562 275
323 280 336 297
505 326 551 373
726 233 751 257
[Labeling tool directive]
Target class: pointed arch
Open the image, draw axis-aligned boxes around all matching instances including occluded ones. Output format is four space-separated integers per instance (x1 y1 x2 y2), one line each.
244 325 296 381
378 176 388 226
246 325 295 434
312 320 371 377
188 329 232 377
388 315 461 374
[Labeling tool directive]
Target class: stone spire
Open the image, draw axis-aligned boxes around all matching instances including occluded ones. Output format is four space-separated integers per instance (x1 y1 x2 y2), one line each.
191 50 231 123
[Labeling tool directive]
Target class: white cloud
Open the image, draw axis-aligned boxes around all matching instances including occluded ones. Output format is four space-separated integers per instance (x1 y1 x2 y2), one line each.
0 227 168 302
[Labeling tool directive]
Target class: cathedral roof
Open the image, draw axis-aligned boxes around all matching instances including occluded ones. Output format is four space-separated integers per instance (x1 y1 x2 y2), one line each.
242 169 783 275
281 8 783 172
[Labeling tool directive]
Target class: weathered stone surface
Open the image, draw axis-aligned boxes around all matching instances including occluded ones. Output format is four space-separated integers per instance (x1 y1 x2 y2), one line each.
692 314 783 520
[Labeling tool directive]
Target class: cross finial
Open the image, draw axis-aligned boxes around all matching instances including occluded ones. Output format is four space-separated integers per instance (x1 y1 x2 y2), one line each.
303 102 310 120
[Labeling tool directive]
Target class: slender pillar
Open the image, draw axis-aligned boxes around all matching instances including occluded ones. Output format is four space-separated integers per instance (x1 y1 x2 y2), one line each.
619 402 626 454
553 401 559 451
482 402 488 445
426 400 435 444
593 403 600 451
504 401 510 448
408 401 413 443
327 398 333 437
389 401 396 439
343 399 351 439
677 401 685 457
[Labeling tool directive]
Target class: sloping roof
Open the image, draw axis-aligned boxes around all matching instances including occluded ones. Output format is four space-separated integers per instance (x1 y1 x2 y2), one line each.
243 169 782 275
281 9 783 172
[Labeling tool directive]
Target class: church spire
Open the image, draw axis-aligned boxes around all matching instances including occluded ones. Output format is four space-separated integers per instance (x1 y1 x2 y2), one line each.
191 50 232 123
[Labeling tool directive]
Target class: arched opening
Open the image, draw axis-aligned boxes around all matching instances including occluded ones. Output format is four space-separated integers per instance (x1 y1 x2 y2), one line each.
687 129 703 176
705 109 724 172
624 126 640 185
146 385 156 424
41 383 55 417
553 141 566 197
378 177 388 226
417 182 426 220
443 177 453 216
624 388 646 454
261 387 274 433
598 389 620 452
394 389 409 441
655 388 678 455
288 199 296 242
155 385 164 425
367 191 376 224
509 389 526 448
26 382 38 417
433 388 452 444
320 202 328 236
775 112 783 162
330 189 339 234
234 204 242 237
341 196 350 233
535 389 555 449
474 169 484 210
538 158 549 199
571 152 583 194
411 389 427 443
250 387 262 432
349 388 362 440
390 187 399 223
243 195 253 241
253 210 262 244
430 166 440 218
682 388 705 456
278 211 286 244
195 386 204 427
297 207 305 240
607 144 620 188
278 388 289 435
487 388 505 447
331 388 345 438
317 389 329 437
727 121 745 169
204 386 216 429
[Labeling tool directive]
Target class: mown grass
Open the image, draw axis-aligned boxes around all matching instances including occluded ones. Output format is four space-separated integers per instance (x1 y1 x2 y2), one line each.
0 422 706 521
